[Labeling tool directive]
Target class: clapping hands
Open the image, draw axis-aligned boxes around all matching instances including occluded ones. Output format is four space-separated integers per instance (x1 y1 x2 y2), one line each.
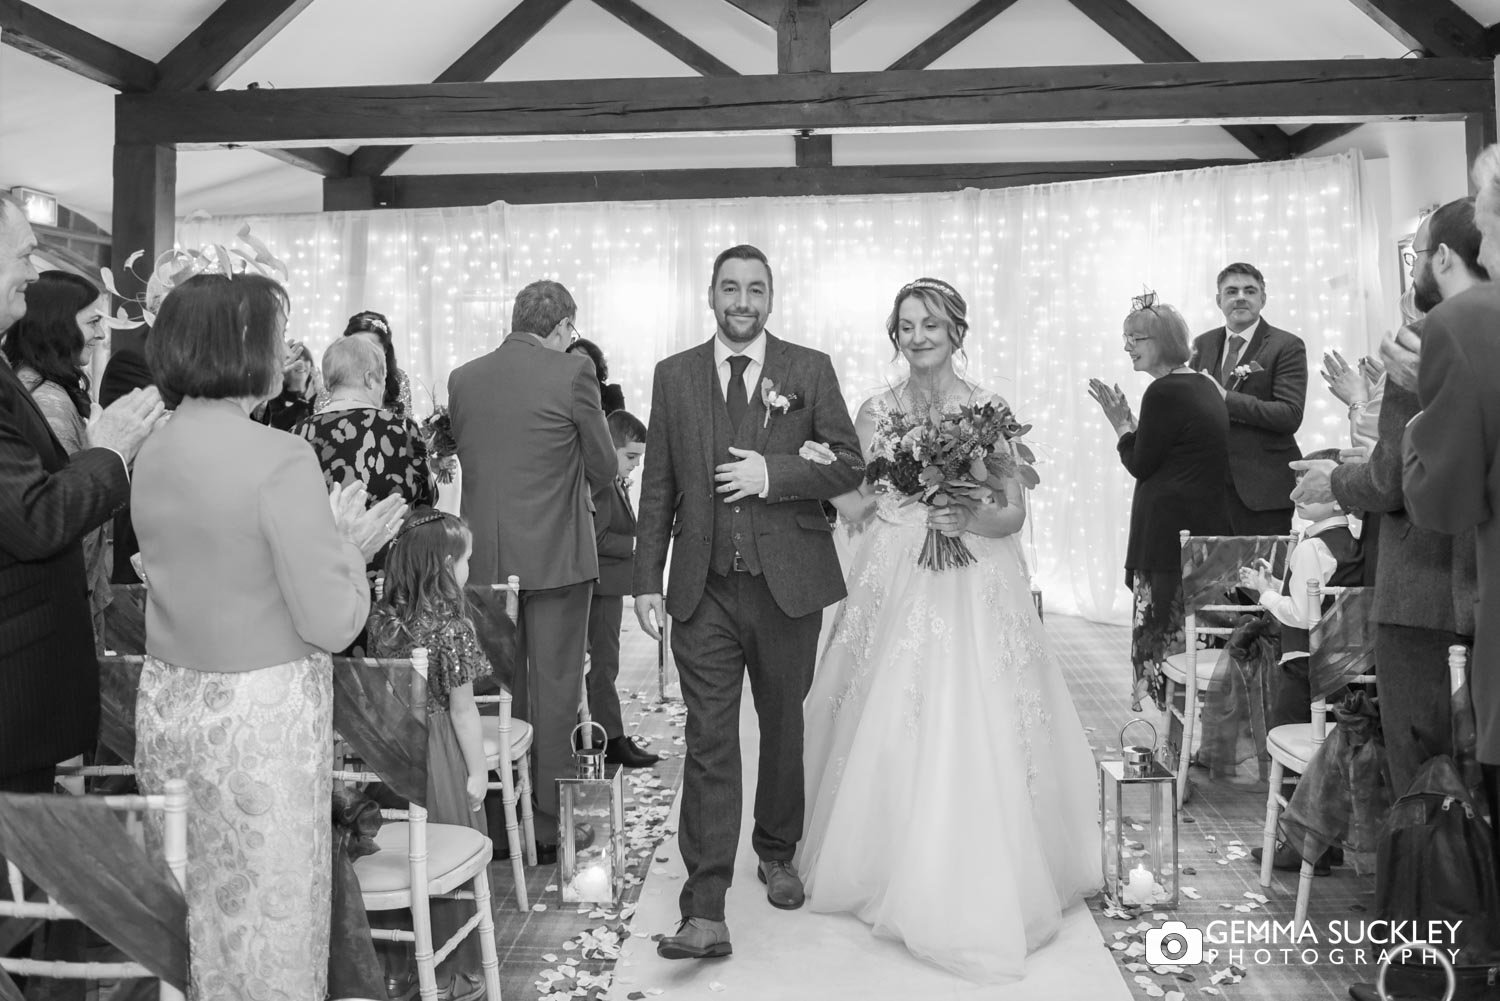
1086 379 1136 436
92 387 169 465
1320 349 1371 407
328 481 409 562
1237 559 1275 595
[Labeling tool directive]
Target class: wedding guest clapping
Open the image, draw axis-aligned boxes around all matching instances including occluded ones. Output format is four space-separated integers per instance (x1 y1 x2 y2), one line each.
255 339 321 432
296 337 435 547
4 270 115 637
1089 294 1230 714
131 271 407 998
0 195 165 792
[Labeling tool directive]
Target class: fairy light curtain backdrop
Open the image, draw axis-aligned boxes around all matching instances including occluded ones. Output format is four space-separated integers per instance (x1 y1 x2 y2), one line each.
177 151 1383 624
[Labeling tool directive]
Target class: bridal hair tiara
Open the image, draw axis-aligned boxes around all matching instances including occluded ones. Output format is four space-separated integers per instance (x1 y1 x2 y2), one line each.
900 277 963 302
100 223 288 328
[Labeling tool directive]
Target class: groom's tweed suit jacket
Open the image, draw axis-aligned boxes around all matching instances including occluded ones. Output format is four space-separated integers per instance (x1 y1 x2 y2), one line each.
634 332 864 621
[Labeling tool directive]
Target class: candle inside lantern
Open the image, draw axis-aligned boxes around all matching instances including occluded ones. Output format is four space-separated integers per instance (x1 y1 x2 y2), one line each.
567 859 612 903
1122 864 1155 905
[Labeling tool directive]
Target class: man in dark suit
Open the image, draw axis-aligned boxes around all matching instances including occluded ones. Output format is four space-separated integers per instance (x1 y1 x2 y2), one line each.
587 409 658 768
0 194 165 791
634 245 863 959
448 279 616 859
1190 263 1308 535
1401 145 1500 804
1297 197 1483 801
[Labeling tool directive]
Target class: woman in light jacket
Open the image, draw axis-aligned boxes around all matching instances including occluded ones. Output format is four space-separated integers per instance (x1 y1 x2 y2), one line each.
132 272 408 1000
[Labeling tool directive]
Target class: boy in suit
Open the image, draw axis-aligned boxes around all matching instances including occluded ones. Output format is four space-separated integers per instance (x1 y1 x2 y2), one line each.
589 409 659 768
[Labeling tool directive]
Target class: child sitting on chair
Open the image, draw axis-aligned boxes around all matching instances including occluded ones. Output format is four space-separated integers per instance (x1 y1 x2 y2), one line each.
365 509 491 1001
1236 447 1365 731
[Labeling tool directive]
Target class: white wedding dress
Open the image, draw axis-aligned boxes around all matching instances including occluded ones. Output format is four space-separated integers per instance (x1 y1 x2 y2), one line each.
798 395 1102 984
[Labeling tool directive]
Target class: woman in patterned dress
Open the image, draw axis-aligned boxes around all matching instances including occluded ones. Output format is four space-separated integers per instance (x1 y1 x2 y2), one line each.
131 272 409 1000
797 279 1100 983
295 337 435 567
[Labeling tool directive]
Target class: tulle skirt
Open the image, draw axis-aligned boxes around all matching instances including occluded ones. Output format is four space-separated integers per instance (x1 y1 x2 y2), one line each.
799 507 1101 983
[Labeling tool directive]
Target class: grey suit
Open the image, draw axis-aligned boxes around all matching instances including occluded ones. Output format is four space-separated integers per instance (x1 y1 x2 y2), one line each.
449 333 617 841
634 333 862 921
1404 283 1500 765
1331 382 1477 793
1191 321 1307 533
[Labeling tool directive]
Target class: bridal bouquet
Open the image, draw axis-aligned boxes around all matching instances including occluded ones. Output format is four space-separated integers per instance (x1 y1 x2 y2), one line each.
416 406 459 483
865 397 1039 571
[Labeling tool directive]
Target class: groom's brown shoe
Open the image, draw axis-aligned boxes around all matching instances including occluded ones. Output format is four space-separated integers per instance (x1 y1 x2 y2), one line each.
757 859 805 910
656 917 732 960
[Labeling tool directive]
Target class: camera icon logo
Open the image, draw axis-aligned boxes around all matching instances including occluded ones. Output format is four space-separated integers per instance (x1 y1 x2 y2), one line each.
1145 921 1203 965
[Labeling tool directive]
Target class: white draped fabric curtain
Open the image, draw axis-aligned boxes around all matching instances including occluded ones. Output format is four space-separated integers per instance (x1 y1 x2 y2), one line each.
178 152 1383 624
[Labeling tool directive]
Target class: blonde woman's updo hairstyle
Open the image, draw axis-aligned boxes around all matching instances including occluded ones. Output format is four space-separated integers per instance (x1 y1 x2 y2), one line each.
886 278 969 357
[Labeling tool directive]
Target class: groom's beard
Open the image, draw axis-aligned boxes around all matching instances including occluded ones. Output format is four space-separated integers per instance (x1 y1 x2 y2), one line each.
717 312 766 344
1412 267 1443 314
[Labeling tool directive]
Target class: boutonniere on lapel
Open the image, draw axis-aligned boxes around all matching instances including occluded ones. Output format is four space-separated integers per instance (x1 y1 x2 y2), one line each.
760 378 798 428
1228 360 1264 390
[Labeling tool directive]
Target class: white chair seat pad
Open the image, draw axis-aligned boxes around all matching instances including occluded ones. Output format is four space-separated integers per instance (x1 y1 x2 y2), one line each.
354 821 492 908
481 717 533 767
1267 723 1327 770
1162 652 1198 685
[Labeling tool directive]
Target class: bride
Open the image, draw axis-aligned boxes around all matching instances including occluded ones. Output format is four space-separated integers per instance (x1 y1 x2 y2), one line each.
795 277 1101 983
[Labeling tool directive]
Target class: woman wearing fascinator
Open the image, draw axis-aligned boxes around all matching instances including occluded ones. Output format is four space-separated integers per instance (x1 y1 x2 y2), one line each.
1088 292 1231 719
795 277 1101 983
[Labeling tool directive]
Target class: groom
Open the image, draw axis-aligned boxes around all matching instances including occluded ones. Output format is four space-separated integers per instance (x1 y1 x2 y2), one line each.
634 244 863 959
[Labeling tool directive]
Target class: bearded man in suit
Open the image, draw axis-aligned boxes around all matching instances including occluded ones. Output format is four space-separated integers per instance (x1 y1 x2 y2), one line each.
448 279 617 861
0 193 164 791
634 245 863 960
1190 263 1308 535
1401 145 1500 812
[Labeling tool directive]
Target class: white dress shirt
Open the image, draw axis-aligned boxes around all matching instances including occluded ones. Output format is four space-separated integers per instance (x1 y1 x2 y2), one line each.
714 330 766 404
1257 515 1350 662
712 331 771 498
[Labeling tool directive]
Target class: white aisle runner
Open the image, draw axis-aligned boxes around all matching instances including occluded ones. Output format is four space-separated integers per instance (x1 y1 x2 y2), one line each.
615 682 1132 1001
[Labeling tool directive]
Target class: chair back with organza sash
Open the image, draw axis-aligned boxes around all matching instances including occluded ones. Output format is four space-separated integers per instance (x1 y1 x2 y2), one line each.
1259 581 1379 929
0 779 188 999
467 575 536 907
101 583 147 655
1163 531 1296 808
333 648 502 1001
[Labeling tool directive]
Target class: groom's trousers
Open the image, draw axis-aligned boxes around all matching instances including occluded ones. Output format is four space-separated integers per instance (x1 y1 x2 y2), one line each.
671 569 821 922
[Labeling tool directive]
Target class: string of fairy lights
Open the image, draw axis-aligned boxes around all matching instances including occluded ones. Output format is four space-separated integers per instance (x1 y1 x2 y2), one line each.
176 152 1382 625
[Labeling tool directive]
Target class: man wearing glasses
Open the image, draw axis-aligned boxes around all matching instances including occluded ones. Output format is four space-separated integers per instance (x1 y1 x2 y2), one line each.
1189 262 1309 535
447 279 617 860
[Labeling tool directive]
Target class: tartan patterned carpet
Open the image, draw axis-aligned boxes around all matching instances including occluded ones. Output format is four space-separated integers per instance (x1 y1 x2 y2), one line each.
486 612 1370 1001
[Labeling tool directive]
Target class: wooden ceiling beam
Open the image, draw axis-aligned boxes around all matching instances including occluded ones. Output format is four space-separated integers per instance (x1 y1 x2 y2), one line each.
1286 123 1364 157
778 0 832 165
592 0 737 77
1067 0 1292 159
153 0 314 91
118 59 1494 148
0 0 156 91
346 0 573 177
258 146 352 178
721 0 867 28
323 159 1254 209
1345 0 1487 57
888 0 1023 71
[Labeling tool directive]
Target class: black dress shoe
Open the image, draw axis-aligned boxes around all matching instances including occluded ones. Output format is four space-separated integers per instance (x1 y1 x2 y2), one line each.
605 736 661 768
1250 841 1334 876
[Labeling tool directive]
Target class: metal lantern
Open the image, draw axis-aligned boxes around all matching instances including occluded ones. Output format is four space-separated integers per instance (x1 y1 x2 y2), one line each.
557 721 625 904
1100 719 1178 908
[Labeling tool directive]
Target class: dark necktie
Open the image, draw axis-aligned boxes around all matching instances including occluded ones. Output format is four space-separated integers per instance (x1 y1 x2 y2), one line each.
1218 334 1245 387
726 355 750 429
